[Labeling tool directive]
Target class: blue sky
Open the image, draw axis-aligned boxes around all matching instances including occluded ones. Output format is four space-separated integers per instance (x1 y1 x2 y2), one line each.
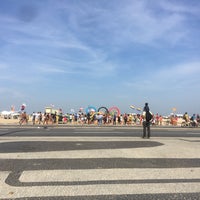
0 0 200 115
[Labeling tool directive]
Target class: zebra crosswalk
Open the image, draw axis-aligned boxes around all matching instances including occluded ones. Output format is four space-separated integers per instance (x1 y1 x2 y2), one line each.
0 129 200 199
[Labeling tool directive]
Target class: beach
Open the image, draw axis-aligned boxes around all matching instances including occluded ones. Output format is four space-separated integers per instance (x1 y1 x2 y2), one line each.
0 118 20 125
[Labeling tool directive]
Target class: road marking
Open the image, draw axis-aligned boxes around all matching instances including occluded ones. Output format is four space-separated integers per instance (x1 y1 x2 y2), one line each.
1 175 200 198
0 137 141 141
0 139 199 159
74 131 124 133
20 168 200 182
1 133 200 199
186 132 200 134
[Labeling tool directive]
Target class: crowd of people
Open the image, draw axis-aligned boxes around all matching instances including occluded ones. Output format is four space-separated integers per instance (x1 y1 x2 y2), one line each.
18 109 200 127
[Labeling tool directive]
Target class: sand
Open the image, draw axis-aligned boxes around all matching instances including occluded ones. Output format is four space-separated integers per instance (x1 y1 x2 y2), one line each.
0 117 20 125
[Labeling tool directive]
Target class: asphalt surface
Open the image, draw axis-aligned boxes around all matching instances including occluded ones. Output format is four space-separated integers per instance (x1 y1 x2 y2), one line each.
0 126 200 199
0 125 200 137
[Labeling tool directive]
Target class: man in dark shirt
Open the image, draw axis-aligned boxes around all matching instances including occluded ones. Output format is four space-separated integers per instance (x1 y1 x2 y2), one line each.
143 102 149 112
142 103 152 138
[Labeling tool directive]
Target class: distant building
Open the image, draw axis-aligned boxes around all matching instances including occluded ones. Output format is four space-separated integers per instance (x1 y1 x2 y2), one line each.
45 107 59 114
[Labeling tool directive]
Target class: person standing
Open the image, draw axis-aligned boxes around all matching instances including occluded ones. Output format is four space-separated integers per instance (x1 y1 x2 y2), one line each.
97 113 103 126
143 102 149 112
113 113 117 125
32 112 36 125
142 103 152 138
123 113 128 125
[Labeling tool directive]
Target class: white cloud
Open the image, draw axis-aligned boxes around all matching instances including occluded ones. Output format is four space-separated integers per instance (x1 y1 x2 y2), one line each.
124 61 200 91
0 87 25 98
0 0 199 115
38 66 70 74
156 62 200 79
73 0 194 47
159 0 200 16
114 2 188 46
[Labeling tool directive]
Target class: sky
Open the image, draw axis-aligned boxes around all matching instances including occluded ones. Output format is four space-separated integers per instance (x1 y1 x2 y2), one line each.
0 0 200 115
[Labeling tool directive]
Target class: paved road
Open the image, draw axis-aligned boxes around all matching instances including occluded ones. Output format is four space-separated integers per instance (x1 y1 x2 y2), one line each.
0 126 200 199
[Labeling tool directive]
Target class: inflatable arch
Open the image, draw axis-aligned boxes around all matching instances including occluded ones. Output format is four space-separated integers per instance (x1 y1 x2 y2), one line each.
85 106 97 114
97 106 109 114
108 106 120 116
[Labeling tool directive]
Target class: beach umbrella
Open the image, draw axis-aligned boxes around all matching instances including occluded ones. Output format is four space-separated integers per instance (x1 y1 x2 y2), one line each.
1 111 11 115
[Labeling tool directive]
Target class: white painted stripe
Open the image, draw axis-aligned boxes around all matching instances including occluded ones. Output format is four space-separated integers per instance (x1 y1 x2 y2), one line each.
1 181 200 198
0 136 198 142
20 168 200 182
74 131 123 133
0 137 199 159
0 168 200 199
0 136 143 142
0 146 200 159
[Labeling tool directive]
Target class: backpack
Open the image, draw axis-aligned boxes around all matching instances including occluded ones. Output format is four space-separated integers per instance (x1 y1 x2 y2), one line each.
146 111 153 121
